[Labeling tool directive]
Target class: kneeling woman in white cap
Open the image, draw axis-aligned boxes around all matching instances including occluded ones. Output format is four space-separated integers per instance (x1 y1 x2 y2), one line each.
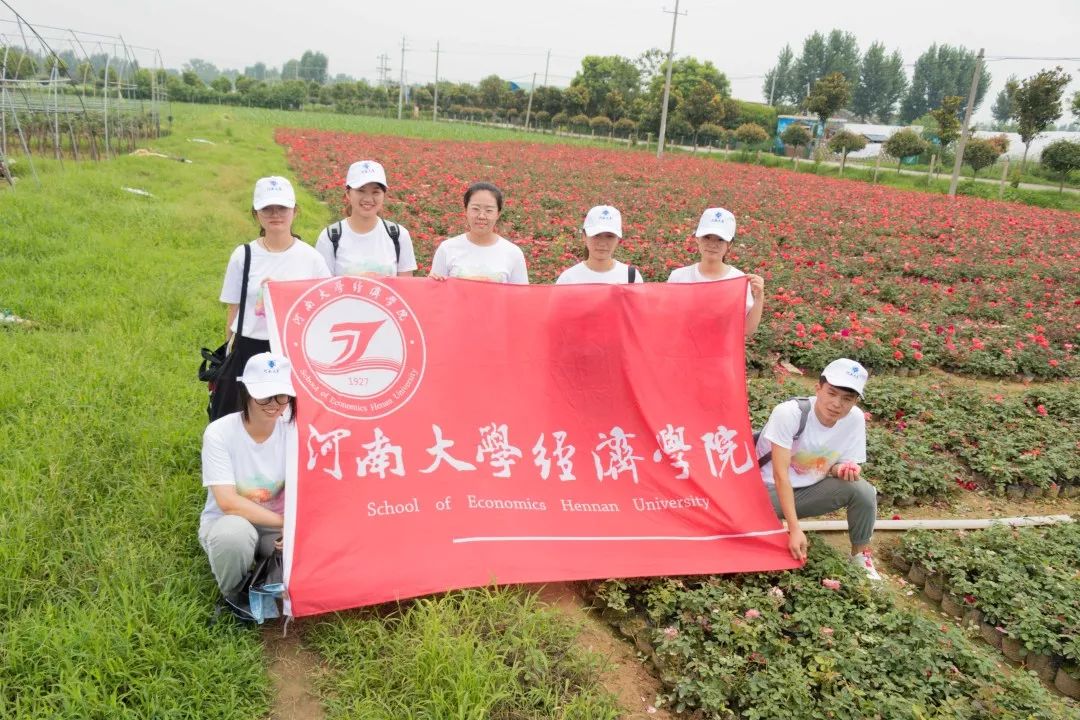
667 207 764 335
200 352 296 608
213 177 329 420
315 160 418 277
555 205 644 285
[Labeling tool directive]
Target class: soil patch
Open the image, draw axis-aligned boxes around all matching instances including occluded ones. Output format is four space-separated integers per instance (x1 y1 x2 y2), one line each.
262 621 325 720
534 582 674 719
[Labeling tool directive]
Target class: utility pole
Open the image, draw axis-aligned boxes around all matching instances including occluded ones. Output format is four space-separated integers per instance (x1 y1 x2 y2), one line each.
397 36 408 120
656 0 686 159
524 72 537 129
376 54 391 86
433 41 440 122
543 49 551 87
948 48 983 198
768 69 777 106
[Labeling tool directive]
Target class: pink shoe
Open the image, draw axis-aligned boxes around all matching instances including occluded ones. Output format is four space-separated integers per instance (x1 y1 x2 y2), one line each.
850 550 882 581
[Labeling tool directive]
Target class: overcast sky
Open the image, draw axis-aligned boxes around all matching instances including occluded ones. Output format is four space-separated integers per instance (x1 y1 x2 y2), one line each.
11 0 1080 124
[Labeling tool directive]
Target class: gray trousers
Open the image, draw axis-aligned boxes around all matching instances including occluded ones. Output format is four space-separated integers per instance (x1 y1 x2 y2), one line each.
199 515 280 597
766 476 877 546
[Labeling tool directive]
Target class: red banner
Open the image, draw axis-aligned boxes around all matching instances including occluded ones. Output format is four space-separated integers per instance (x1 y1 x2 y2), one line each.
266 276 800 616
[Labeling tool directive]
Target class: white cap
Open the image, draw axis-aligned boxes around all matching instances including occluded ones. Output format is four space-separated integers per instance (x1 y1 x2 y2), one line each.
695 207 736 241
582 205 622 238
238 353 296 399
346 160 388 189
821 358 869 398
253 176 296 210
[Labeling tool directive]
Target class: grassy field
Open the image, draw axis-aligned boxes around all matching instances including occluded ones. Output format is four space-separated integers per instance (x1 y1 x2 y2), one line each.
3 103 1076 718
0 104 621 718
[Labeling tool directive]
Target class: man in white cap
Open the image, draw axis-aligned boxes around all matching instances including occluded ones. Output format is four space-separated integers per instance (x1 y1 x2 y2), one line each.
754 358 880 580
555 205 644 285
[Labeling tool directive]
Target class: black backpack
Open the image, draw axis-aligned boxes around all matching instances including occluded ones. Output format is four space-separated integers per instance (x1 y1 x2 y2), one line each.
327 218 401 263
627 265 638 283
753 397 811 468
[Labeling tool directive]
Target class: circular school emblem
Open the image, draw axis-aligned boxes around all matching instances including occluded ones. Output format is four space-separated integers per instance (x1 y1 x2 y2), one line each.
284 278 425 420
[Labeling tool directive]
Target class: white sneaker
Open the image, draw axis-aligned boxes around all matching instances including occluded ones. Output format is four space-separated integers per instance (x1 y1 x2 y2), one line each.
850 550 882 581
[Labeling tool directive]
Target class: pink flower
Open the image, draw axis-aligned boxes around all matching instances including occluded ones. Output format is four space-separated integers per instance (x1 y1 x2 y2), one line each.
820 626 834 637
744 609 761 619
768 587 785 600
822 578 842 591
1036 404 1048 416
662 626 679 640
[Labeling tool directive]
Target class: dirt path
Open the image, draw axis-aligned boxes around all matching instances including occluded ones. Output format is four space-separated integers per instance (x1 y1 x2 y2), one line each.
535 583 675 719
262 622 325 720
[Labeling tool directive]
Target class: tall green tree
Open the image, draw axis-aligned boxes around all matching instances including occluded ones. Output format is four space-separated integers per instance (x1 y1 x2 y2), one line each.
762 44 798 105
900 44 990 123
680 80 722 147
928 95 964 153
991 76 1019 128
1073 89 1080 121
793 29 860 105
806 72 852 139
646 57 730 101
1012 66 1072 168
571 55 640 116
562 84 590 116
852 43 906 122
478 74 511 109
183 58 219 83
298 51 328 84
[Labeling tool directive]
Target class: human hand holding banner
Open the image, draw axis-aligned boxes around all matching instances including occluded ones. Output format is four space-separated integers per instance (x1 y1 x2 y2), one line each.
266 276 800 616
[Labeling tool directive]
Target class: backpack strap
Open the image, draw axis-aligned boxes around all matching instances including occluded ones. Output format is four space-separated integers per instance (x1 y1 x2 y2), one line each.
627 265 638 283
231 243 252 348
381 218 401 264
755 396 812 468
327 221 343 259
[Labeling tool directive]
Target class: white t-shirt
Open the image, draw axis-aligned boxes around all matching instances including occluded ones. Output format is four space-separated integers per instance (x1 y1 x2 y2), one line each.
666 263 754 315
756 398 866 489
314 219 418 277
430 234 529 284
220 239 331 341
200 412 295 535
555 261 645 285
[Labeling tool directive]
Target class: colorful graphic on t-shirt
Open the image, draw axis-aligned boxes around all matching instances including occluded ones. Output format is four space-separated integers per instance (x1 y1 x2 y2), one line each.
790 446 840 481
449 264 506 283
237 472 284 513
343 260 395 277
254 283 267 318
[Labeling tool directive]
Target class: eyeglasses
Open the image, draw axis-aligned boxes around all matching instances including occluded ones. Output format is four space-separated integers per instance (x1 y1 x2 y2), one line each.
467 205 499 217
254 394 292 406
257 205 293 216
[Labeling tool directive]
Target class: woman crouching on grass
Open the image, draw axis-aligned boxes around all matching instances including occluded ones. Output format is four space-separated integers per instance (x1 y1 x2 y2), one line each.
211 176 329 420
429 181 529 284
200 352 295 615
555 205 644 285
666 207 765 336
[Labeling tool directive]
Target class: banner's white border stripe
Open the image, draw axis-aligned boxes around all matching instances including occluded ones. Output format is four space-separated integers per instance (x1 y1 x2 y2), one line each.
452 528 787 543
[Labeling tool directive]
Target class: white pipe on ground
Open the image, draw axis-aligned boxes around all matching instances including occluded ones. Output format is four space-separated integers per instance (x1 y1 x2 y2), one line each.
793 515 1074 532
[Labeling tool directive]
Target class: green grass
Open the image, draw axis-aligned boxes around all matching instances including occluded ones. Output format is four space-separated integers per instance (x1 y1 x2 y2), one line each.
0 104 621 719
308 589 619 720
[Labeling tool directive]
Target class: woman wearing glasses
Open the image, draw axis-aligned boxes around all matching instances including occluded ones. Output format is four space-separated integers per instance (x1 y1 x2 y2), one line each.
212 176 330 419
429 181 529 284
199 353 296 610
